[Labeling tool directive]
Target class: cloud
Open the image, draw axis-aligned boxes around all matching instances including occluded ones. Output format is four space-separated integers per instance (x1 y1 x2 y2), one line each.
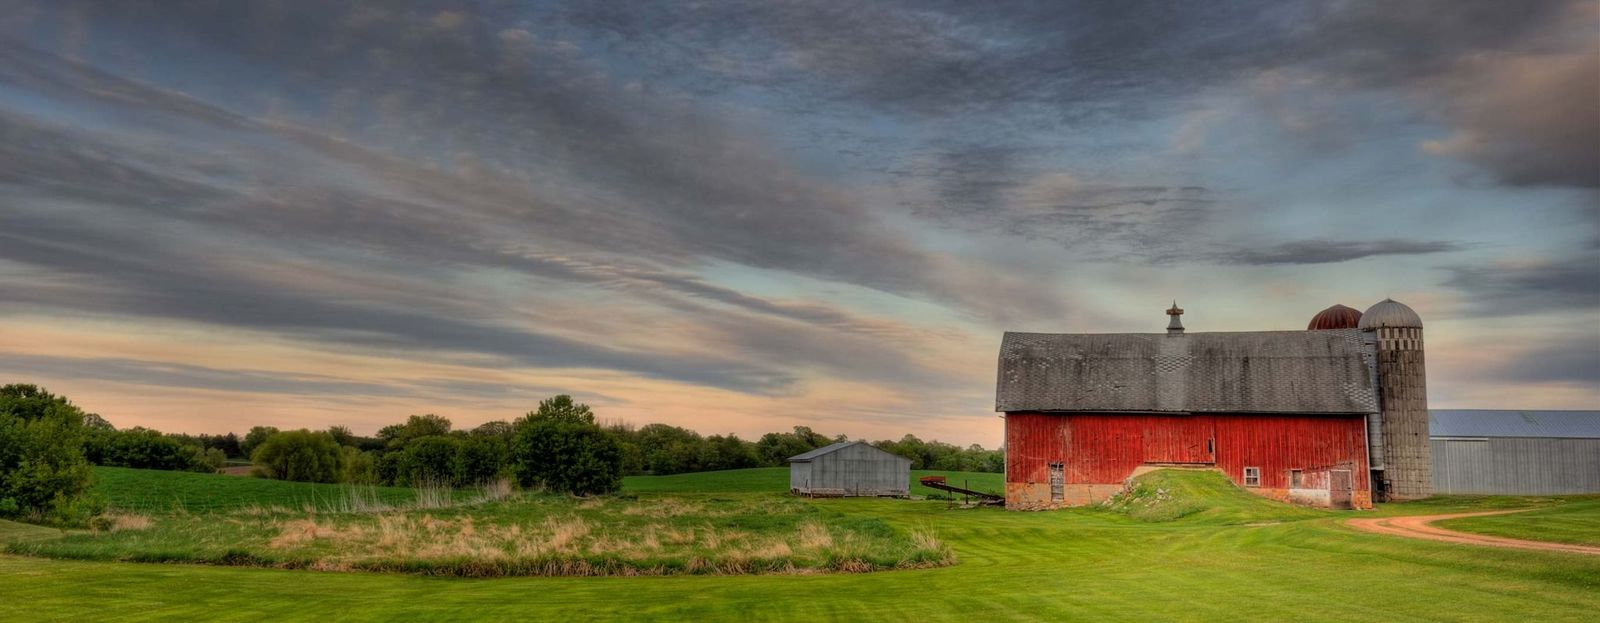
1484 337 1600 386
1442 253 1600 316
1289 0 1599 188
1216 239 1465 265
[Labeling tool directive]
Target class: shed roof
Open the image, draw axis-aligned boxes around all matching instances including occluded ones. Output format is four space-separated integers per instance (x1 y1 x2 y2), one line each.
996 329 1378 414
788 440 910 463
1430 410 1600 439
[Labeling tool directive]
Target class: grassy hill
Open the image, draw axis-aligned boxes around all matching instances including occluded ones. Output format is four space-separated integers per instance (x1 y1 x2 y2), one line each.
2 466 1597 621
1100 469 1330 524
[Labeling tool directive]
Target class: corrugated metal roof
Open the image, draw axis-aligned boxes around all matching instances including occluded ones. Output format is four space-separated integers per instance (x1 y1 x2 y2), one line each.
1430 410 1600 439
788 440 860 462
996 329 1378 414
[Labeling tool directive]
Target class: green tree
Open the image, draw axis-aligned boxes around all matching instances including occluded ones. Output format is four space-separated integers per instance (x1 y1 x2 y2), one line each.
0 384 100 524
250 430 344 483
378 414 452 448
240 426 280 458
340 446 376 484
83 428 211 472
327 425 356 447
509 395 620 494
392 436 460 486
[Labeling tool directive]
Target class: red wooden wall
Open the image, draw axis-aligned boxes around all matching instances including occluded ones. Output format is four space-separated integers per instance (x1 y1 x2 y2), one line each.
1005 412 1369 493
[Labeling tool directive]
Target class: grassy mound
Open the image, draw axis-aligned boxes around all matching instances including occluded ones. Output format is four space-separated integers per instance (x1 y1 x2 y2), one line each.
1101 469 1330 524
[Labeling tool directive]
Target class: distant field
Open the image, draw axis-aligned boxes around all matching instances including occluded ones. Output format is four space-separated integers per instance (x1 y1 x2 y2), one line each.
2 467 1598 621
621 467 1002 498
1438 497 1600 546
91 466 441 513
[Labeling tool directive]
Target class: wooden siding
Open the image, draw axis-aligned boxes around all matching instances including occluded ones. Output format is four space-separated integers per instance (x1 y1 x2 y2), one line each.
1005 412 1370 507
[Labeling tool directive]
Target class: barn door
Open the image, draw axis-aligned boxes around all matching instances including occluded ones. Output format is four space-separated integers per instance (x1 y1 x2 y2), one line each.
1143 415 1216 464
1330 470 1353 510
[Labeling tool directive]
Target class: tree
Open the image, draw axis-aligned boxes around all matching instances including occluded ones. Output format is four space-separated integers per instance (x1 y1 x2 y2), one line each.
240 426 279 458
327 425 356 447
250 430 344 483
470 420 514 439
377 414 452 448
508 395 620 495
456 436 507 485
340 447 375 485
391 436 460 486
754 426 831 466
0 384 100 525
703 434 757 471
83 427 212 472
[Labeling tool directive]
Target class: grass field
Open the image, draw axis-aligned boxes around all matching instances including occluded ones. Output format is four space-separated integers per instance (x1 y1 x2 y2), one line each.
622 467 1002 498
2 467 1598 621
90 466 445 513
1438 497 1600 546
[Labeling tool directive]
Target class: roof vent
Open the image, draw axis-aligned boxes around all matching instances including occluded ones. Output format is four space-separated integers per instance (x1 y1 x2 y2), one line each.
1166 301 1185 336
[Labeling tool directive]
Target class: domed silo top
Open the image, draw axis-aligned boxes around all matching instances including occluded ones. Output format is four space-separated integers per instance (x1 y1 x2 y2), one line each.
1307 304 1363 330
1358 298 1423 330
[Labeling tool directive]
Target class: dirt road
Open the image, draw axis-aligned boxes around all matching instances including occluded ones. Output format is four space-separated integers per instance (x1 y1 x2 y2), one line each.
1347 510 1600 555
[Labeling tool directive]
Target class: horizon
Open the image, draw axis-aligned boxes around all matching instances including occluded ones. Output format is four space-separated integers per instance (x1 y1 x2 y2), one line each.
2 1 1597 448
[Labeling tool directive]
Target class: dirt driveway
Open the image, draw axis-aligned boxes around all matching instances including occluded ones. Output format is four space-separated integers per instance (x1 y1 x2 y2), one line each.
1347 510 1600 555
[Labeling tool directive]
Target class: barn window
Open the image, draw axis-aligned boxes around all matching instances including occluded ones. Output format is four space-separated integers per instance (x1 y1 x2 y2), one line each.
1244 467 1261 487
1290 470 1303 489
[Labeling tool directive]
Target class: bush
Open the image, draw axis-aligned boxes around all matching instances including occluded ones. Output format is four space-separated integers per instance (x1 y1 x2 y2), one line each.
250 430 344 483
83 428 213 472
390 436 460 486
340 446 375 484
509 395 621 495
239 425 279 458
0 384 98 525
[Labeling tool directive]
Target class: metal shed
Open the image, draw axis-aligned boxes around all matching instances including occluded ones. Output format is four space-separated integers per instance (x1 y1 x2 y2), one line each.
788 441 911 497
1430 410 1600 495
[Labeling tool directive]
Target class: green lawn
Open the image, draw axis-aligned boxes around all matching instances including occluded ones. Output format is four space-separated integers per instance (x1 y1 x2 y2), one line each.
1438 496 1600 546
2 468 1597 621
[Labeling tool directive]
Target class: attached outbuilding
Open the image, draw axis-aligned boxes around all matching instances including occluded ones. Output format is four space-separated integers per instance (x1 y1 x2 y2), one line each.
1431 410 1600 495
788 441 912 497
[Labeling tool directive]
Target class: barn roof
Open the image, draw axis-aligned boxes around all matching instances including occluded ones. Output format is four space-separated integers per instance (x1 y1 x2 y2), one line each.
1430 410 1600 439
996 329 1378 414
788 440 911 463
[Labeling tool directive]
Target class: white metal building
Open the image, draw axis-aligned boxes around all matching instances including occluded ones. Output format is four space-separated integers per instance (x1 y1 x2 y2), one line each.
1430 410 1600 495
788 441 911 497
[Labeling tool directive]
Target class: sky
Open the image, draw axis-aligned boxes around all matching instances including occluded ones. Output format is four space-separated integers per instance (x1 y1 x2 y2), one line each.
0 1 1596 447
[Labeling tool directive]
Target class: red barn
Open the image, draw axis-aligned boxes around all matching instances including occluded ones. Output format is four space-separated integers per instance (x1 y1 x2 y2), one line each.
996 304 1383 510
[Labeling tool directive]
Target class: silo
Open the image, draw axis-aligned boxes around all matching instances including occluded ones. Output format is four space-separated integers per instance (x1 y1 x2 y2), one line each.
1360 299 1432 500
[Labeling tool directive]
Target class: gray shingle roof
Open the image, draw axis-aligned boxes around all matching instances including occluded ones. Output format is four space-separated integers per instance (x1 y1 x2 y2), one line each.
1431 410 1600 439
996 329 1378 414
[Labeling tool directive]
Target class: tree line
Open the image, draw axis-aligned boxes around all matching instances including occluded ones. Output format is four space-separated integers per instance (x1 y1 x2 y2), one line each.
2 383 1001 526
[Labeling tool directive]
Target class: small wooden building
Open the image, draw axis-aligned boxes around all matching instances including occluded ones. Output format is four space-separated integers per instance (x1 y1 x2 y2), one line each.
789 441 911 497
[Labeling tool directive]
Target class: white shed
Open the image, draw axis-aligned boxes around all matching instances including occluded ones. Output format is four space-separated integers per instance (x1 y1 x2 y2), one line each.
788 441 911 497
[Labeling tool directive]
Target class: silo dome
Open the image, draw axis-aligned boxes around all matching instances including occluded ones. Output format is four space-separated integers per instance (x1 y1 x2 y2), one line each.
1358 298 1422 330
1307 304 1362 330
